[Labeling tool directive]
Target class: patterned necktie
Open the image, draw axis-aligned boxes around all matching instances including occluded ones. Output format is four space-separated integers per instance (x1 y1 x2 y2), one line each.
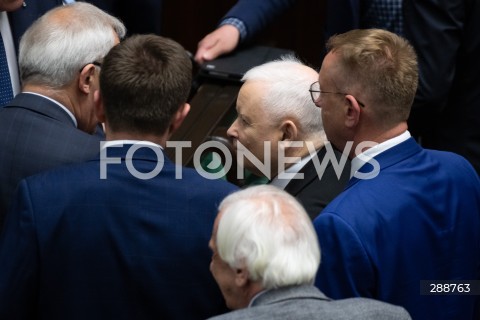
0 31 14 106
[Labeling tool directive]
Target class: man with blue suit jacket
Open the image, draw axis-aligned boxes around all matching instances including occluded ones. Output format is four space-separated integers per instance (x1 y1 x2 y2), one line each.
0 33 239 319
207 185 411 319
311 29 480 320
0 2 126 224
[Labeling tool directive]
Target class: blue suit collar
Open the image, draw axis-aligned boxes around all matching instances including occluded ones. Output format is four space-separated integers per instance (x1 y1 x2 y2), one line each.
347 137 422 188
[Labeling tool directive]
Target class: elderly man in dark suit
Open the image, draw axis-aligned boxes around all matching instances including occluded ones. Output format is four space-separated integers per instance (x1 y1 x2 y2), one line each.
226 56 349 219
207 185 411 319
0 33 239 319
0 2 126 222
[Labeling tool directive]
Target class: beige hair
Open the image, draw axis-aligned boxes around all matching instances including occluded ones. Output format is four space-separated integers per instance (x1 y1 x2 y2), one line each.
326 28 418 126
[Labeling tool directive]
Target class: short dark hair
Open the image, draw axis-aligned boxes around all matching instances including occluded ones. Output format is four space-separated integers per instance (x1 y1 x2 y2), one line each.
100 34 192 135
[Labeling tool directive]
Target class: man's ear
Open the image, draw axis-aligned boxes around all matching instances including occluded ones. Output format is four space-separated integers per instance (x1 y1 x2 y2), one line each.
280 120 298 142
344 95 362 128
94 90 106 123
234 267 249 288
169 103 190 134
78 64 97 94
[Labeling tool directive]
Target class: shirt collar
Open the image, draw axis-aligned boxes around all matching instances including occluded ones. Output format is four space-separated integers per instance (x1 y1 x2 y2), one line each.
101 140 163 150
248 289 269 308
350 130 411 178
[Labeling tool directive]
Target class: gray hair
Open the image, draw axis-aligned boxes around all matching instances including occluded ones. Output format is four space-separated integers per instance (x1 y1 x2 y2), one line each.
216 185 320 289
19 2 126 88
242 55 325 141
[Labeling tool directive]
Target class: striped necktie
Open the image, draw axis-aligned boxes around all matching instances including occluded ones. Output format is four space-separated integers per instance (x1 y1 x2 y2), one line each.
0 31 13 106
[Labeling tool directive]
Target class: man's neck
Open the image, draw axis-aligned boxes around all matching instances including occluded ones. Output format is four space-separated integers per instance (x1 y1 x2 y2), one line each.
23 83 75 113
348 122 408 158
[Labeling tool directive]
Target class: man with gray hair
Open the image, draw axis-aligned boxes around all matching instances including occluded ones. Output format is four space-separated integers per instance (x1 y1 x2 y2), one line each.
227 56 349 219
208 185 411 319
0 2 126 222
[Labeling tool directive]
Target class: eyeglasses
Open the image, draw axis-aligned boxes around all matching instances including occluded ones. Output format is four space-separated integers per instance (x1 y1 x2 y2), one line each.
78 61 102 73
309 81 365 108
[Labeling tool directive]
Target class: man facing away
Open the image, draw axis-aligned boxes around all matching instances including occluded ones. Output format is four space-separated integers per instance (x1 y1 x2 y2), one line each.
0 34 239 319
0 2 126 223
207 185 411 319
227 56 350 219
312 28 480 319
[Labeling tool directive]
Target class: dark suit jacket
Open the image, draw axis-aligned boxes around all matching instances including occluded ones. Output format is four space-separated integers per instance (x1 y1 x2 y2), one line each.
223 0 360 45
0 93 101 224
8 0 63 51
85 0 163 35
404 0 480 175
223 0 296 42
314 138 480 319
0 144 239 320
283 146 350 220
208 285 411 319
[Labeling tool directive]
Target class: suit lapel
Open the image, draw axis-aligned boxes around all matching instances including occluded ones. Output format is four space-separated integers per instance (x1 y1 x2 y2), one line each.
284 147 335 196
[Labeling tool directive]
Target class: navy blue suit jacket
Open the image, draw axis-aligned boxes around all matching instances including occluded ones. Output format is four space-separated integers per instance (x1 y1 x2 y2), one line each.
223 0 360 42
0 93 102 225
313 138 480 319
0 144 239 319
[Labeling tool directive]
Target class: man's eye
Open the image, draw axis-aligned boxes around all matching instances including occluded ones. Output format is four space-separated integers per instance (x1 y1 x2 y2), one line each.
240 117 249 125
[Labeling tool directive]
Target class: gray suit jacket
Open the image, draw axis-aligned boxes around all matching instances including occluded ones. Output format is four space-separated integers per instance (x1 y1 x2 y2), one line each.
207 285 411 320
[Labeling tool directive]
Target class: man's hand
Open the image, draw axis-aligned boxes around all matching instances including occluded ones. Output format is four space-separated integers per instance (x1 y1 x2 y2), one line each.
194 25 240 64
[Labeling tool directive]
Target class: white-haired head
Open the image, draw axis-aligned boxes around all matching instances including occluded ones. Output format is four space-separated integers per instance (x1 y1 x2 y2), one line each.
215 185 320 289
19 2 126 88
241 55 325 141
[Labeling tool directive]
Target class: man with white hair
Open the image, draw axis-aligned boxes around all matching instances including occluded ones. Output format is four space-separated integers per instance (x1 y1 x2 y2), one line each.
227 56 350 219
207 185 411 319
